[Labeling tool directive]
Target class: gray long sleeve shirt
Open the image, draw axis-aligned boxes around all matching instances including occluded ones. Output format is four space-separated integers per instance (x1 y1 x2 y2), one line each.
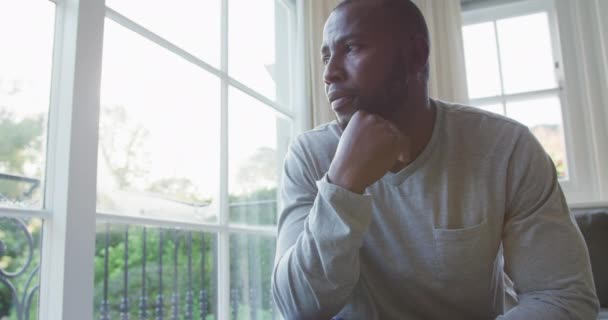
272 100 599 319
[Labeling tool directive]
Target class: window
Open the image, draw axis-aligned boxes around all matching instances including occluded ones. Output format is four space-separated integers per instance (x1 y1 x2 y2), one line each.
462 0 608 205
0 0 56 318
96 0 296 319
462 0 569 179
0 0 55 208
0 0 300 319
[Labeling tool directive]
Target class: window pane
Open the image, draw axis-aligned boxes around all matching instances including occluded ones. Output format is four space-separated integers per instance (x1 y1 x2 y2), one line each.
229 233 276 320
497 12 558 94
98 21 221 223
0 217 43 320
0 0 55 208
228 88 292 226
274 1 293 108
229 0 279 100
106 0 221 68
94 223 217 319
475 103 504 116
462 22 502 99
506 95 568 179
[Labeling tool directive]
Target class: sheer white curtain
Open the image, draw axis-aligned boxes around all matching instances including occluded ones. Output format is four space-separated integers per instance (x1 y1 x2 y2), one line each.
412 0 469 106
295 0 340 129
297 0 469 127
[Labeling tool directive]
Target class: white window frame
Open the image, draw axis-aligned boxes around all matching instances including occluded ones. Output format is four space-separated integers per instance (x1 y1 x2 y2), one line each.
38 0 105 318
0 0 302 319
462 0 608 206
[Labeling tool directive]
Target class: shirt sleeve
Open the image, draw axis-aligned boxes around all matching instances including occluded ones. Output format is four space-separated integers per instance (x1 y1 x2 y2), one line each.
271 139 373 320
498 128 599 319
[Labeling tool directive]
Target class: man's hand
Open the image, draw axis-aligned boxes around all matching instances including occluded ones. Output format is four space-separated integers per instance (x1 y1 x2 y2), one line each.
327 110 409 194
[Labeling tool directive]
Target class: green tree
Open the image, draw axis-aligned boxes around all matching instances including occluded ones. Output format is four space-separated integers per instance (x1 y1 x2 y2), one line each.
0 217 43 320
0 110 43 174
1 98 280 319
1 76 45 319
0 111 44 203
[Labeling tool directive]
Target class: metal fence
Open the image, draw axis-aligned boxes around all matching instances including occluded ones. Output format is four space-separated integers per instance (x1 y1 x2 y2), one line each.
1 213 277 320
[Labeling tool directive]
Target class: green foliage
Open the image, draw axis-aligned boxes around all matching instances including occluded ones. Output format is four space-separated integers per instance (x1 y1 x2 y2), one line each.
93 225 218 319
0 111 44 204
1 102 280 319
0 111 43 175
89 189 279 318
0 218 42 320
0 190 279 319
229 233 276 320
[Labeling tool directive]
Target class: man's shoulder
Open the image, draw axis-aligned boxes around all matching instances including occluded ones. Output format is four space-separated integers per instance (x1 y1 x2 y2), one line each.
291 120 341 152
285 121 341 173
437 100 524 128
301 120 342 139
435 99 529 139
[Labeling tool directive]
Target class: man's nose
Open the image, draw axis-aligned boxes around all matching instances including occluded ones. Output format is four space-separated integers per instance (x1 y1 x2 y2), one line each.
323 55 346 85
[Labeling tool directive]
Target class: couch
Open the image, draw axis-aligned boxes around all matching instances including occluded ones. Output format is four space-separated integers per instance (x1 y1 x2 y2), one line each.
573 207 608 319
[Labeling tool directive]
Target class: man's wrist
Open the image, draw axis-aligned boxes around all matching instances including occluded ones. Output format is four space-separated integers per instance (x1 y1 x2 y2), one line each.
327 170 365 194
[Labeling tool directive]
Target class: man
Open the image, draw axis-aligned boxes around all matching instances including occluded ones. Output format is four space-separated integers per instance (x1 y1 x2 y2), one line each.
271 0 599 319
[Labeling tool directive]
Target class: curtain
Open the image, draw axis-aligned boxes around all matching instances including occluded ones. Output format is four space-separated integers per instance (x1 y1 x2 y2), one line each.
295 0 340 130
412 0 469 106
298 0 470 128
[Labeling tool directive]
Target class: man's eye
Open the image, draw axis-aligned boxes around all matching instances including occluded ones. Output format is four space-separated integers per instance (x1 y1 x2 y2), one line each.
322 56 330 65
346 44 358 52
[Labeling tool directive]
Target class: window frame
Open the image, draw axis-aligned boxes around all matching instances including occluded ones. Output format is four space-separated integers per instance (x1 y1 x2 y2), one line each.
38 0 105 318
462 0 605 206
0 0 301 318
101 4 296 317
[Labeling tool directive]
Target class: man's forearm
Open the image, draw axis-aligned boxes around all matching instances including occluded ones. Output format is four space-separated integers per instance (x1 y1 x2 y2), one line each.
272 178 373 319
496 290 599 320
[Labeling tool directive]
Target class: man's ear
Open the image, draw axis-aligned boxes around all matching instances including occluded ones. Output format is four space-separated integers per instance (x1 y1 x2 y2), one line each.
410 34 430 76
388 47 409 93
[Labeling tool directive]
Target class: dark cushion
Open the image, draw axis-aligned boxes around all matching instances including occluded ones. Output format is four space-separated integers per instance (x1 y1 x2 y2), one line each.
573 208 608 308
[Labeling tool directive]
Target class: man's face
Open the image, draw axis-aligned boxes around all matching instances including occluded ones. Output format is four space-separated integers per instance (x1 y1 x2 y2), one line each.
321 3 409 128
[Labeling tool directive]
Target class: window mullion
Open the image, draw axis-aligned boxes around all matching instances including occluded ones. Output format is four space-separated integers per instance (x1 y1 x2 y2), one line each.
105 7 224 80
226 224 277 237
227 76 294 118
218 0 230 318
105 7 294 118
39 0 105 319
492 20 508 115
470 87 562 106
0 207 51 220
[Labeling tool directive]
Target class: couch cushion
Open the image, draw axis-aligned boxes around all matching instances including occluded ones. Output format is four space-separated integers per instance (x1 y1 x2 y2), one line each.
573 208 608 308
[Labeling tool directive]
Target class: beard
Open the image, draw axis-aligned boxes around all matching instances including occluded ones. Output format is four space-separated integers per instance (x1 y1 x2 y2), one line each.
338 58 410 129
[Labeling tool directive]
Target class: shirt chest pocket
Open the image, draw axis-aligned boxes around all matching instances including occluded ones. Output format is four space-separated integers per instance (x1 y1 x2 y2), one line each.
433 220 496 282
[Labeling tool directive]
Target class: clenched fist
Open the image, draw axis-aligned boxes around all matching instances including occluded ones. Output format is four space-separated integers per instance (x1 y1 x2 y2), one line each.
327 110 410 194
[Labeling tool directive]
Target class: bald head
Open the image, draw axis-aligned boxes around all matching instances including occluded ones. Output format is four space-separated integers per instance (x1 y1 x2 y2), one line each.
331 0 430 80
333 0 429 45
